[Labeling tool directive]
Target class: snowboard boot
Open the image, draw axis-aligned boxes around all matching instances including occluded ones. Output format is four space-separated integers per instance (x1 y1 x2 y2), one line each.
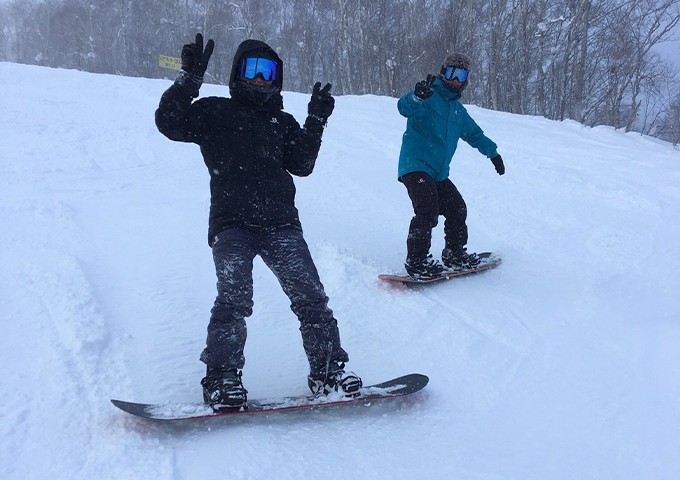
308 362 363 398
405 254 445 279
441 247 481 271
201 368 248 412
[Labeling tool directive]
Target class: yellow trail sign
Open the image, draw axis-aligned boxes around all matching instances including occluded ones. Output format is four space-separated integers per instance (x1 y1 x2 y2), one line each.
159 55 181 71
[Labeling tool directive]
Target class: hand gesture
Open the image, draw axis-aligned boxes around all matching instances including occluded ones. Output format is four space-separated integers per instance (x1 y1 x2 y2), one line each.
308 82 335 121
414 74 435 100
181 33 214 78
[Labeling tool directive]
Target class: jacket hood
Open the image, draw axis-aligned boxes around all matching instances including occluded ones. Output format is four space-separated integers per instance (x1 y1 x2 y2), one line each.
229 39 284 92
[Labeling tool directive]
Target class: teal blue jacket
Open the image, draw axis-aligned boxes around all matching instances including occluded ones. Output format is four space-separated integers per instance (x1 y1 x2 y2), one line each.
397 78 498 181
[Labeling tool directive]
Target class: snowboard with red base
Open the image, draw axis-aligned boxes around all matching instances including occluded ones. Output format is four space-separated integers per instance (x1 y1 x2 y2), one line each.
111 373 428 421
379 251 501 285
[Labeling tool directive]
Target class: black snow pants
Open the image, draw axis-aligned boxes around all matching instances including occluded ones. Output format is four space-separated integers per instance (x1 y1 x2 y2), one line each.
401 171 469 260
200 225 349 377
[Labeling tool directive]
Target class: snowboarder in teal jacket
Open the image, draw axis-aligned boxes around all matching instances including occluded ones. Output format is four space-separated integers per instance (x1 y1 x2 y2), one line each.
397 52 505 278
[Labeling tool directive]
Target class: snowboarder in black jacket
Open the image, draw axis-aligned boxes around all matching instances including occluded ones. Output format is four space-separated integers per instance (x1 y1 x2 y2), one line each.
155 34 361 412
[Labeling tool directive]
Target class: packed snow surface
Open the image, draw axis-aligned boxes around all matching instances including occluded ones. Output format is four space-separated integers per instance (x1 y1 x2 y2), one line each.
2 62 679 480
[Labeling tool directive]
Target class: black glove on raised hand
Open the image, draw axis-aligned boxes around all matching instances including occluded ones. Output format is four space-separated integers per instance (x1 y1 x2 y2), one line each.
176 33 214 98
491 154 505 175
414 74 435 100
308 82 335 123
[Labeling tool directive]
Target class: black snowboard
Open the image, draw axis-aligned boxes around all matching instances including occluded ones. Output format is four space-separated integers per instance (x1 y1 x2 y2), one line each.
379 252 501 285
111 373 428 421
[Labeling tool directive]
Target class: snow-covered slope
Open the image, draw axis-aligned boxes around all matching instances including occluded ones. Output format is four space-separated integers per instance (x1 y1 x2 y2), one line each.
2 61 679 480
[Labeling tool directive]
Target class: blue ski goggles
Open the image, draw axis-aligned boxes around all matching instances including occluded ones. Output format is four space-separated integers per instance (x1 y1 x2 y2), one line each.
239 56 278 82
442 66 469 83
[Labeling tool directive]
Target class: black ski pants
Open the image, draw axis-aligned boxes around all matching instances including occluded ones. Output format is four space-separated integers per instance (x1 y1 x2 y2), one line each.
401 171 468 260
201 226 349 377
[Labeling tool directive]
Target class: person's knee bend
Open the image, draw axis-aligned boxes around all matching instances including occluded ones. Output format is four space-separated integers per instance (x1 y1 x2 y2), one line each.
414 213 438 229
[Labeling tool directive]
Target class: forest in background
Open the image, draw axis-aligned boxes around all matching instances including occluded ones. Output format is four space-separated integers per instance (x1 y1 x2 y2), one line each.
1 0 679 144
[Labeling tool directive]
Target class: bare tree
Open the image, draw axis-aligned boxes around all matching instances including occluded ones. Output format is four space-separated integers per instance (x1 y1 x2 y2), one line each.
658 93 680 145
2 0 679 143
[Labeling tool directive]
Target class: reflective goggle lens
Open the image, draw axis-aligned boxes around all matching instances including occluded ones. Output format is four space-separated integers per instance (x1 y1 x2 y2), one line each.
240 57 278 81
443 66 468 83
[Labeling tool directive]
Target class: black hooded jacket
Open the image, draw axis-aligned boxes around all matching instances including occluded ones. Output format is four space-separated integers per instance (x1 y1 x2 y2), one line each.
155 39 326 246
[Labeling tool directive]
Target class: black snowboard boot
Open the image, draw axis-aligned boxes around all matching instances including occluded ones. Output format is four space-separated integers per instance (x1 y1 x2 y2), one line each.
201 368 248 412
405 254 445 279
308 362 363 397
442 247 481 271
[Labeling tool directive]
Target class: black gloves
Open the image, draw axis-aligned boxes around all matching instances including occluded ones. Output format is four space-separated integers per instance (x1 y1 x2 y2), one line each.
308 82 335 124
181 33 214 77
176 33 214 98
414 74 435 100
491 155 505 175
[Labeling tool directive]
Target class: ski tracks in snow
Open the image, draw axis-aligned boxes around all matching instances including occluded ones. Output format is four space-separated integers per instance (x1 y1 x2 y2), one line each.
311 241 538 414
0 200 174 479
0 67 183 478
401 270 539 412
